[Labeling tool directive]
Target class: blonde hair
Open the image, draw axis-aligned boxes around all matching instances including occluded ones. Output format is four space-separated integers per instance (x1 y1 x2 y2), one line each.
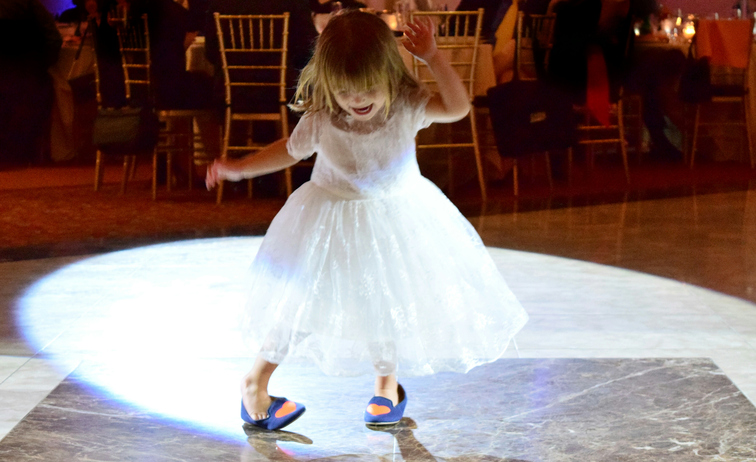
291 10 419 116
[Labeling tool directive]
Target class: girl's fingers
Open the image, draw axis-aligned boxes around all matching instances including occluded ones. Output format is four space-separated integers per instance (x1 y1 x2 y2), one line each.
206 162 220 190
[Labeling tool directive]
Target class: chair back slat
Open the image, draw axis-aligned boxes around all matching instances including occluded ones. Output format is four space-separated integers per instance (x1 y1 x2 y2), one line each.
92 13 151 107
409 8 484 101
214 13 290 107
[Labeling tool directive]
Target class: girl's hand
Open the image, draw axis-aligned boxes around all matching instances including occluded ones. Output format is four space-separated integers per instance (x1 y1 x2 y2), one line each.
402 17 438 63
205 159 244 190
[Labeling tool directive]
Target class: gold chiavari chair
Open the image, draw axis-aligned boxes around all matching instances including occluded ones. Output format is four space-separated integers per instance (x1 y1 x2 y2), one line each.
214 12 304 204
93 14 159 197
510 11 560 194
94 13 216 199
409 8 487 201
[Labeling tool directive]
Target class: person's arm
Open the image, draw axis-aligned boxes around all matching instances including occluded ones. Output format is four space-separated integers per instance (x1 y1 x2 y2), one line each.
402 17 470 123
205 138 299 189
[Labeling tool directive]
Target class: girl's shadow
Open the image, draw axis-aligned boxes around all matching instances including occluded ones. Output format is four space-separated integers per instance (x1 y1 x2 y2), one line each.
242 418 531 462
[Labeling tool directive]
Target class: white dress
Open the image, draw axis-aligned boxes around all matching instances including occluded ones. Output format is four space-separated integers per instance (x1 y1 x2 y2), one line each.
244 87 528 377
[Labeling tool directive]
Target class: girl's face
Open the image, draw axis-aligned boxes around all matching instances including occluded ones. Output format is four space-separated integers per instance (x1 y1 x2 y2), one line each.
333 87 388 121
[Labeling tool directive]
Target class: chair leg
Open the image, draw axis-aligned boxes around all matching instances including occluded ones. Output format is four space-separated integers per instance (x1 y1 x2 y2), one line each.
188 115 196 191
94 150 103 191
690 104 701 169
447 148 455 198
129 155 138 180
567 147 573 187
744 98 754 168
512 158 519 196
544 151 553 189
166 152 172 192
120 155 130 194
617 99 630 184
636 97 643 159
470 110 487 201
188 141 195 191
285 167 293 197
216 179 224 204
152 151 158 200
584 113 596 173
217 107 232 205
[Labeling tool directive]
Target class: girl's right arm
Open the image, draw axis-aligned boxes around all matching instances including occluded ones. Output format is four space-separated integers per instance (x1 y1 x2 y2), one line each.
205 138 299 190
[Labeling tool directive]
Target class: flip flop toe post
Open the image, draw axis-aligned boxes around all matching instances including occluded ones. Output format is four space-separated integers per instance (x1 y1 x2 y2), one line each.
241 397 306 431
364 384 407 425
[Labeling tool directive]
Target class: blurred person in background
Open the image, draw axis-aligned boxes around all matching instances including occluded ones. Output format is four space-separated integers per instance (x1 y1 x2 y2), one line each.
58 0 88 24
0 0 62 165
126 0 214 110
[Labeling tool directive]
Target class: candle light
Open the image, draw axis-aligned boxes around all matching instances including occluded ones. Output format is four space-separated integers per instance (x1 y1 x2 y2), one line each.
383 12 398 31
682 19 696 41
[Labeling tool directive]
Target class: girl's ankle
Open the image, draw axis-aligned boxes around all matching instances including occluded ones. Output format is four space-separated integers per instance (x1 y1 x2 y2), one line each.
241 376 263 395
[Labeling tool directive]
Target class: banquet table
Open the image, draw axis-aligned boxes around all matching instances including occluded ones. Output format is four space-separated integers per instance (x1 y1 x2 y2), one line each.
632 29 756 164
691 19 755 163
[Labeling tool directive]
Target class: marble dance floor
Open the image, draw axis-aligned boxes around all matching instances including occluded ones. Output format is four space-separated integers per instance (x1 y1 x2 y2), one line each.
2 189 756 461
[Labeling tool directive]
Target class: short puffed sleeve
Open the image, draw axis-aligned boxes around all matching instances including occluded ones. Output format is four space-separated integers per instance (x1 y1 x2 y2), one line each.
286 111 320 160
406 86 433 133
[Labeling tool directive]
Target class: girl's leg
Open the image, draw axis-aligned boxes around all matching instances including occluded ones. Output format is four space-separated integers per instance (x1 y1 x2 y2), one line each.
374 373 400 406
241 355 279 420
369 341 400 405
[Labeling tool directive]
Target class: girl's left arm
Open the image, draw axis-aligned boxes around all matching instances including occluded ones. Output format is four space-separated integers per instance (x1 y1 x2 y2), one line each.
205 138 298 190
402 17 471 123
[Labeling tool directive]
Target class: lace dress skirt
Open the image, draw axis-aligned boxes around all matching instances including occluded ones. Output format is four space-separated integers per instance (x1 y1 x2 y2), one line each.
243 176 528 377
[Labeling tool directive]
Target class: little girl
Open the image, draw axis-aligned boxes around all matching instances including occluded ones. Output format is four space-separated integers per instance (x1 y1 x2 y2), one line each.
205 10 528 430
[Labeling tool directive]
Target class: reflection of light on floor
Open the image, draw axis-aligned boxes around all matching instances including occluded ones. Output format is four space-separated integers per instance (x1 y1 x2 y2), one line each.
18 238 261 438
15 237 756 440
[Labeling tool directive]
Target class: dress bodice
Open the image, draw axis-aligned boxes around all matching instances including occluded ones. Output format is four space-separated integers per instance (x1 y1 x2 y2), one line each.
287 87 431 198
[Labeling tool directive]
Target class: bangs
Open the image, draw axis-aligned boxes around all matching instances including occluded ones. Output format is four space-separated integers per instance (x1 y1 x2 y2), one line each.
322 43 390 94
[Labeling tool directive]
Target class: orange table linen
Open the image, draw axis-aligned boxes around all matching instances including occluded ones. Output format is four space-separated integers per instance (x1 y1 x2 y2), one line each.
696 19 753 69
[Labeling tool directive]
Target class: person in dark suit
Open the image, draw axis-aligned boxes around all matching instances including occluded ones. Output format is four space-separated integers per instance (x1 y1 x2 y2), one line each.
0 0 62 165
454 0 511 44
58 0 87 23
546 0 602 103
127 0 214 110
80 0 127 108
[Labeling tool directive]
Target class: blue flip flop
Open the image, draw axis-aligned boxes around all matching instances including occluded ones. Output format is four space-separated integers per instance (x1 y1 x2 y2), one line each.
364 384 407 425
241 397 306 431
